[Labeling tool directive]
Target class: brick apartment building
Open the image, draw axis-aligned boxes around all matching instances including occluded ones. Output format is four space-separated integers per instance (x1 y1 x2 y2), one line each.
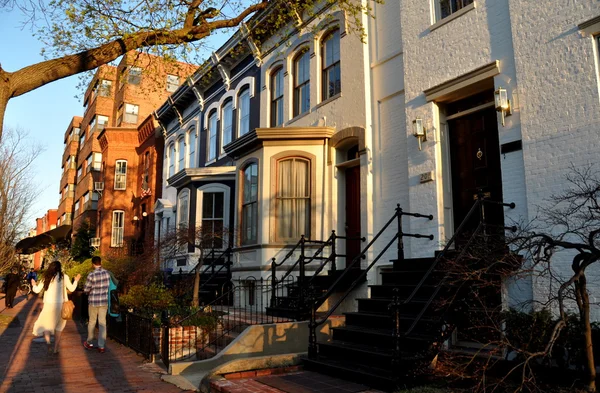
58 52 196 255
32 210 58 270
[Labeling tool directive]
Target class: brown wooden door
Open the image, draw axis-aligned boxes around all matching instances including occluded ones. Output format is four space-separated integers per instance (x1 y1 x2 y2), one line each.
345 165 361 268
449 107 504 234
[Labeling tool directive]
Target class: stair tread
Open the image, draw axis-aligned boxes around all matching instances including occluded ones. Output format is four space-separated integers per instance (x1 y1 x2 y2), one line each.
304 356 394 379
344 311 437 321
319 340 393 357
334 325 436 341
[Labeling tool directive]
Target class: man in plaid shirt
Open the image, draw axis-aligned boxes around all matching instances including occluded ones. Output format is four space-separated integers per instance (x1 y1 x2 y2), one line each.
83 256 116 353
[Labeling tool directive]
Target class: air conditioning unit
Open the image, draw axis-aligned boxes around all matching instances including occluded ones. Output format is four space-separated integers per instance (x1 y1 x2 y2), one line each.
94 182 104 191
89 238 101 247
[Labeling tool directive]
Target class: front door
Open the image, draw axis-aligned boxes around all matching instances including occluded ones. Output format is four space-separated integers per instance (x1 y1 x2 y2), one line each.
448 106 504 236
345 165 361 268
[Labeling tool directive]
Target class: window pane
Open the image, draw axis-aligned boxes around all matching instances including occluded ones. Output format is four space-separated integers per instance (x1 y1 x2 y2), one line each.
178 138 185 170
223 101 233 146
189 132 196 168
208 112 217 160
214 192 224 218
169 144 175 177
239 90 250 136
277 158 310 239
203 193 214 218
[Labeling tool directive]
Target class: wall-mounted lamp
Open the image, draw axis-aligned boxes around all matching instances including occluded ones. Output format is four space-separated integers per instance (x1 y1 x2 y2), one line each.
132 216 139 221
413 118 427 151
494 87 512 127
142 211 148 217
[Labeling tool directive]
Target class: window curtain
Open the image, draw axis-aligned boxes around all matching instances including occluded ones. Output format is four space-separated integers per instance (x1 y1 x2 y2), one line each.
278 159 309 239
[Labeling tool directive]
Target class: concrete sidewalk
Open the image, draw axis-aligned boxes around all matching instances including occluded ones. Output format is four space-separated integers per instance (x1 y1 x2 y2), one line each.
0 293 193 393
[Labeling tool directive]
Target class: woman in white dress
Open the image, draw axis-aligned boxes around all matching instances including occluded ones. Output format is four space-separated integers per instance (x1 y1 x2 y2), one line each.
30 261 81 354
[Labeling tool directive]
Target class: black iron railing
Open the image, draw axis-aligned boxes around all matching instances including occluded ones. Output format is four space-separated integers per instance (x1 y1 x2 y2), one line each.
108 311 156 359
160 277 293 367
307 205 434 358
269 231 366 311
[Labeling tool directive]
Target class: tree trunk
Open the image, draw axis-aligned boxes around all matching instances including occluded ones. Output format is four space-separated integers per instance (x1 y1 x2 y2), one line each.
580 277 596 392
192 251 203 308
0 74 9 137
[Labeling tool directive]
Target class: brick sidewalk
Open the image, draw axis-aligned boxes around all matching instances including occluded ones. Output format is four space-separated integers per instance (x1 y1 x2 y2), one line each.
0 294 193 393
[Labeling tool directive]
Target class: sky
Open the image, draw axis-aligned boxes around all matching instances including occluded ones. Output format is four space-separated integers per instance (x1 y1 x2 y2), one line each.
0 8 230 231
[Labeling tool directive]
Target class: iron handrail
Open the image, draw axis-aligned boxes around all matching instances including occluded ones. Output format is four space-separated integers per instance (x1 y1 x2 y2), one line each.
272 238 303 268
199 247 232 276
402 197 516 337
198 248 232 290
311 205 432 327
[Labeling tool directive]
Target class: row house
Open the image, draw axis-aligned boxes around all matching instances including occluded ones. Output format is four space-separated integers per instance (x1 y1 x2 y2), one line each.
155 3 370 282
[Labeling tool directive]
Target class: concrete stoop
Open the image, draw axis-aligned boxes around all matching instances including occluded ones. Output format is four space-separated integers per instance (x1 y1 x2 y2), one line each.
160 319 345 392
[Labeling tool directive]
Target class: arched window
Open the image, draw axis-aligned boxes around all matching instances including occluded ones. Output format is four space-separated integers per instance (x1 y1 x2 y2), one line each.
188 130 196 168
114 160 127 190
241 162 258 245
270 67 284 126
276 157 310 240
168 143 175 178
222 100 233 149
293 50 310 117
207 110 218 161
322 29 341 101
177 137 185 171
177 190 190 252
238 88 250 136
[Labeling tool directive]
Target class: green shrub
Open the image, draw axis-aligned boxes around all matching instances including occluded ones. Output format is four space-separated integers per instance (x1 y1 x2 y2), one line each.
120 284 174 317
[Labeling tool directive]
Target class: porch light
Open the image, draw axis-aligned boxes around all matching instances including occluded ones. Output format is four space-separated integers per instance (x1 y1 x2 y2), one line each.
413 118 427 151
494 87 512 127
142 212 148 217
133 216 139 221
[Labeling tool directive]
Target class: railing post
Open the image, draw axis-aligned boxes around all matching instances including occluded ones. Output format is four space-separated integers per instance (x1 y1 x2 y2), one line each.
226 248 231 278
396 205 405 264
298 235 306 308
308 288 318 359
331 230 337 273
271 258 277 307
160 310 170 368
390 287 402 371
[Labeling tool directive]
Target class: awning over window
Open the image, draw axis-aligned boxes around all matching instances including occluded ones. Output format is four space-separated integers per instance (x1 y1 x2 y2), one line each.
15 225 72 255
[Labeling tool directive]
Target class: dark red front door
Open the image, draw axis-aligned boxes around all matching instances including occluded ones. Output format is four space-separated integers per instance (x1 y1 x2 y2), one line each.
345 165 361 267
449 107 504 234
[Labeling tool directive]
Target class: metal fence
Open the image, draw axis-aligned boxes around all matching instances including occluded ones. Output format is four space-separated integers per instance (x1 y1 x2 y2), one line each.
161 277 293 368
108 311 157 359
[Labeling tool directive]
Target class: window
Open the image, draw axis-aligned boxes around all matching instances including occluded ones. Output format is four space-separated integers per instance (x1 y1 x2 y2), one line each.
294 50 310 117
77 166 83 180
97 115 109 131
222 100 233 149
177 137 185 171
111 211 125 247
92 152 102 171
270 68 284 126
239 89 250 136
241 163 258 245
74 200 80 214
86 154 93 173
114 160 127 190
168 144 175 178
178 191 189 229
83 192 90 203
94 79 112 97
202 192 224 248
79 132 86 147
124 103 139 124
128 67 142 85
322 29 341 101
276 157 310 240
188 131 196 168
207 111 218 161
437 0 474 20
166 74 180 92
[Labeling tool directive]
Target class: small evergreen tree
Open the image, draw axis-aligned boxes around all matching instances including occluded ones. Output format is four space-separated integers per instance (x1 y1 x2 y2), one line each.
70 220 94 262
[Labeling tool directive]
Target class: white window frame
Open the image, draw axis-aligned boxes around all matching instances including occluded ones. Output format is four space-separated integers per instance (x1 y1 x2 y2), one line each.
111 210 125 247
321 29 341 101
207 111 218 162
270 67 284 127
114 160 127 190
124 103 139 124
275 157 312 241
434 0 475 22
166 74 180 92
168 143 175 178
188 129 197 168
128 66 142 85
196 184 230 249
221 100 233 154
177 137 185 171
241 162 259 245
238 89 251 136
293 49 311 117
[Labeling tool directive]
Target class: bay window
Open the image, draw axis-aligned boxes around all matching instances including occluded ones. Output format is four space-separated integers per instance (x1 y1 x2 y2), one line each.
241 163 258 245
276 157 311 240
